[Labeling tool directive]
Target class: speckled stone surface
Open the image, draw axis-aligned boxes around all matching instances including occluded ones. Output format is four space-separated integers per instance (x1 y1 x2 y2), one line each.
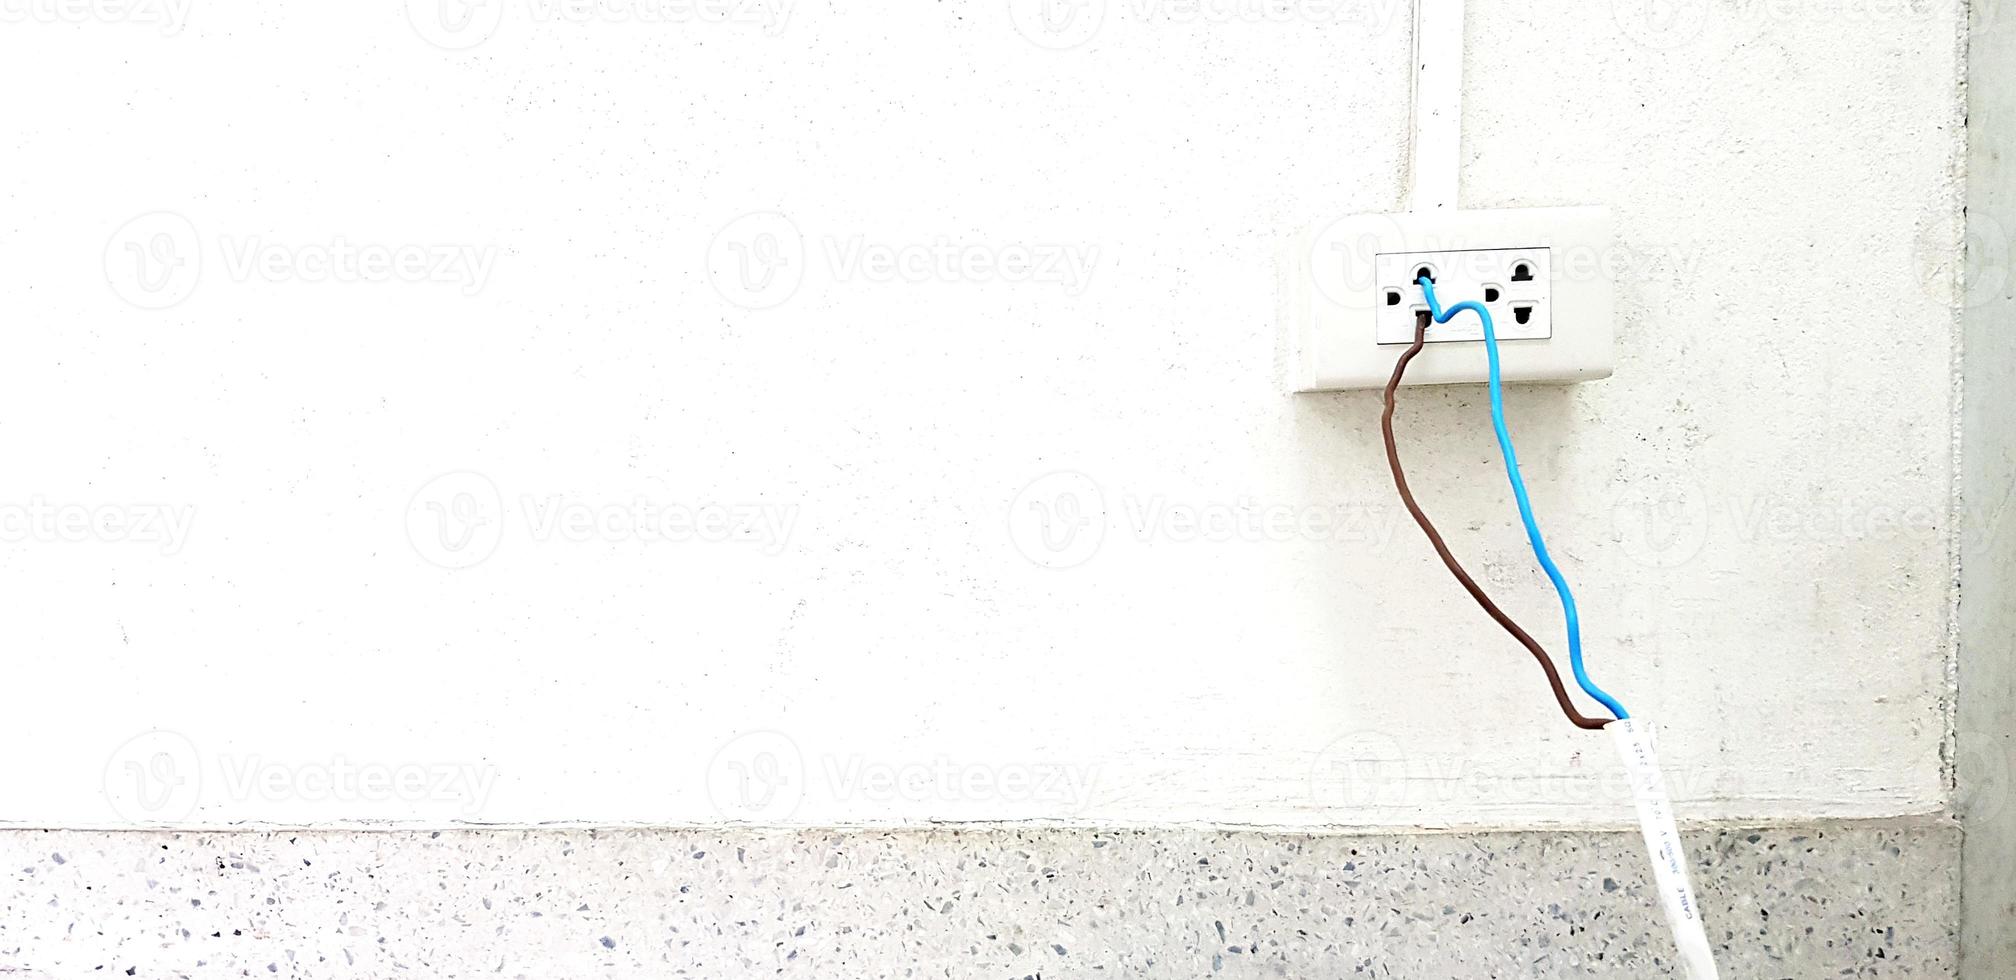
0 821 1956 978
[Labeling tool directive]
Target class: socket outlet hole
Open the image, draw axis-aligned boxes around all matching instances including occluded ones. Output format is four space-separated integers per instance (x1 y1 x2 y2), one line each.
1413 265 1436 284
1484 286 1501 302
1385 290 1402 306
1513 305 1534 325
1511 262 1534 282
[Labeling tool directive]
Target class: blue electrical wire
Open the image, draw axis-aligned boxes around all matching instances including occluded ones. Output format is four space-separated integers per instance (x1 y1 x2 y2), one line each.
1417 276 1630 721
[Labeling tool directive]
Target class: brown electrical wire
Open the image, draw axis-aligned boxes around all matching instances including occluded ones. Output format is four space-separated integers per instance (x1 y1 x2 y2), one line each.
1380 313 1610 731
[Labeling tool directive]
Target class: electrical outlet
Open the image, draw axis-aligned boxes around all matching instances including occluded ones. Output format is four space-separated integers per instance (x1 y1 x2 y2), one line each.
1292 206 1614 390
1374 248 1552 344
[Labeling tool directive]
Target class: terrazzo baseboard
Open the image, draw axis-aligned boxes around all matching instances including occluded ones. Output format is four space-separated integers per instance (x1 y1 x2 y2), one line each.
0 820 1957 979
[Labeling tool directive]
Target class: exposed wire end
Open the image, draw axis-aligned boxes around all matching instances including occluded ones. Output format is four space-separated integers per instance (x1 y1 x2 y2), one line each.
1416 275 1630 721
1380 309 1610 731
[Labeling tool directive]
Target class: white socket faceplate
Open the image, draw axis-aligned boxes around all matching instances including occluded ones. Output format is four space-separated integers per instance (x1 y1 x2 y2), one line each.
1372 247 1553 344
1291 207 1615 391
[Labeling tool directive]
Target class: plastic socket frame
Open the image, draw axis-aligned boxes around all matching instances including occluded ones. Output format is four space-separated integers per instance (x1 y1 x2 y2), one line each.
1291 206 1615 391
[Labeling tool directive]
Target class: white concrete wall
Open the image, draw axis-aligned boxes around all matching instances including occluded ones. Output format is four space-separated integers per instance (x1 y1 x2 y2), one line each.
0 0 1965 829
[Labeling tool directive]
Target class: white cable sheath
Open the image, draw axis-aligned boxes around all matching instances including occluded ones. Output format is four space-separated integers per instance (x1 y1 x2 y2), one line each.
1406 0 1463 212
1609 719 1720 980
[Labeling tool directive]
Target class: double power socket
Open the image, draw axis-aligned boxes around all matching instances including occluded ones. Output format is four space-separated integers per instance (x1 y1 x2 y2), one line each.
1373 247 1552 344
1293 206 1614 390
